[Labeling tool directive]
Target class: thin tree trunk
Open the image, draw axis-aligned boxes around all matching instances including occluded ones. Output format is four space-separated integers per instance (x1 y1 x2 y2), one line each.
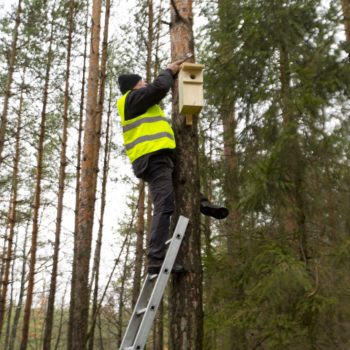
53 284 68 350
144 187 153 275
70 0 102 346
223 106 240 255
88 84 113 350
132 180 145 309
222 106 245 350
146 0 154 82
279 43 307 264
0 232 9 299
169 1 203 349
67 0 89 347
199 120 215 349
8 212 30 350
117 236 132 348
4 222 19 350
87 0 111 346
153 0 163 77
0 0 22 165
20 13 55 350
0 67 25 337
154 299 164 350
97 313 104 349
341 0 350 51
43 2 74 349
4 235 18 349
131 0 154 309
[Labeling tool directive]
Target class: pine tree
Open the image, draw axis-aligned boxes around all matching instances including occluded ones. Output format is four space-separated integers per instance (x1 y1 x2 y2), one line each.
88 0 112 344
67 0 89 347
0 65 25 338
70 0 103 347
43 1 75 348
169 1 203 349
200 0 350 348
0 0 22 165
20 3 56 347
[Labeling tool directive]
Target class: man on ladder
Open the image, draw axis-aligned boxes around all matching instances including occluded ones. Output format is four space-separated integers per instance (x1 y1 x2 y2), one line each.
117 60 229 274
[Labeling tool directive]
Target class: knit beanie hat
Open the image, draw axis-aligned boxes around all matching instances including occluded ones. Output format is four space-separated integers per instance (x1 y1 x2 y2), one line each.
118 74 142 94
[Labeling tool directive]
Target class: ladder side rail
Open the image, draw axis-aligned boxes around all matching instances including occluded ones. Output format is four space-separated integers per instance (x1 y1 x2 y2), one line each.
119 273 156 348
131 215 189 349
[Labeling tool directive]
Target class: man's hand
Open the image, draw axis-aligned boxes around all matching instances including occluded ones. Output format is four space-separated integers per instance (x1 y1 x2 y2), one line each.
167 59 187 75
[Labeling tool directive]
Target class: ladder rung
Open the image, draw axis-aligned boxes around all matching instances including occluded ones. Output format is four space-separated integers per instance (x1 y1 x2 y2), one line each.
136 308 147 316
149 273 158 281
119 215 189 350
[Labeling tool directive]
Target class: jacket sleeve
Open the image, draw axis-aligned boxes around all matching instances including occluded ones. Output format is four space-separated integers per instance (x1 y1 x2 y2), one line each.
124 69 174 120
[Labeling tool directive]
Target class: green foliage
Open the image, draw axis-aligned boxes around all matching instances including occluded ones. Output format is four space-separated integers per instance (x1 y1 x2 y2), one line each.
199 0 350 348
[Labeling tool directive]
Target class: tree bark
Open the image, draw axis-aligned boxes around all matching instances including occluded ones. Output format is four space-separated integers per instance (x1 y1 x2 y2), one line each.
117 236 132 348
169 1 203 349
0 0 22 165
87 0 111 344
53 284 68 350
8 216 30 350
279 43 307 264
4 230 17 350
154 299 164 350
0 67 25 337
341 0 350 52
88 83 113 350
43 2 74 349
20 13 55 350
70 0 102 347
222 105 241 256
131 0 156 310
67 0 89 347
132 180 145 309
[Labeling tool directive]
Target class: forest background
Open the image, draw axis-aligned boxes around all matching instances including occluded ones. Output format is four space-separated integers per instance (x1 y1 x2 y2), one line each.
0 0 350 349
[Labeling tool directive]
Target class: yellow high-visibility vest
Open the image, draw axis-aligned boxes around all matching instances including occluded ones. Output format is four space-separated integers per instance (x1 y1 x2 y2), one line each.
117 91 176 163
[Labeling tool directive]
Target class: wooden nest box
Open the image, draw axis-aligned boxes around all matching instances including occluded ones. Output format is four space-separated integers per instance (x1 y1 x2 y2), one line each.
178 63 205 124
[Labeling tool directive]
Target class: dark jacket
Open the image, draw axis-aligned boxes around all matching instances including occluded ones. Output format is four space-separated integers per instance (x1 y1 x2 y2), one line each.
124 69 176 177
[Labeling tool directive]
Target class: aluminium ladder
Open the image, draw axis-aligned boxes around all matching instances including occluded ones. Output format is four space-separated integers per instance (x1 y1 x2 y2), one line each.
119 215 189 350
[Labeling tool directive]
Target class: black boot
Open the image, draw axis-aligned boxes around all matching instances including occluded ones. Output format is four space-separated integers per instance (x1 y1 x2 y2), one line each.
148 258 186 274
200 199 229 220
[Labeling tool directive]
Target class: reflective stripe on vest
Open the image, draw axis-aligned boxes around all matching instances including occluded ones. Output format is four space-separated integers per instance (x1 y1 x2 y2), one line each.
117 91 176 163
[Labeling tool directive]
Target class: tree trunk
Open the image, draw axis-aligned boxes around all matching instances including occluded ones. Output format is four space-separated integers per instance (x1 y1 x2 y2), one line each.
0 67 25 337
341 0 350 52
20 14 55 350
53 285 67 350
4 221 19 350
67 0 89 347
222 106 246 350
117 236 132 348
70 0 102 347
154 299 164 350
0 0 22 165
279 43 307 264
87 0 111 344
169 1 203 349
132 180 145 309
222 106 241 256
88 84 113 350
8 217 30 350
131 0 155 312
43 2 74 349
146 0 154 82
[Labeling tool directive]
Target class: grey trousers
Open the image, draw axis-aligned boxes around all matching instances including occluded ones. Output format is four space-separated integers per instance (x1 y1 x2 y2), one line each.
141 154 175 260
